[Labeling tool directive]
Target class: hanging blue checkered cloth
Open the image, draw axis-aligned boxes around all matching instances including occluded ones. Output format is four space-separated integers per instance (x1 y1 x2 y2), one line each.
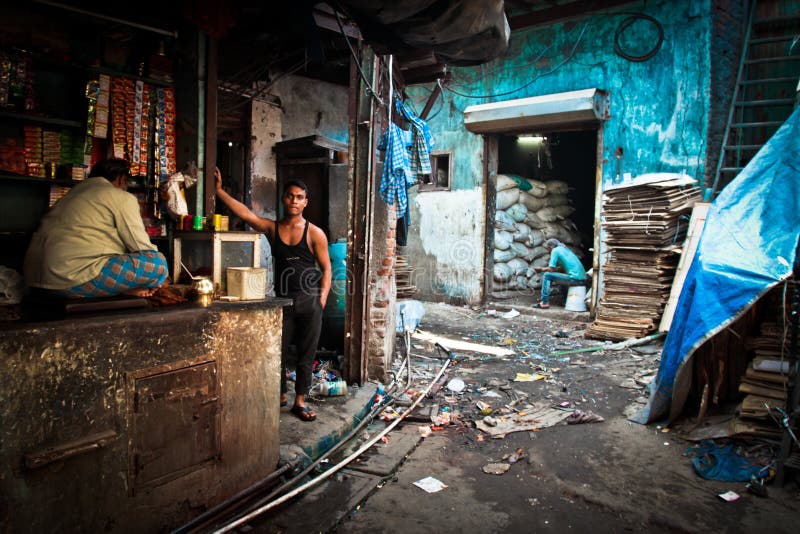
395 99 434 177
379 122 415 214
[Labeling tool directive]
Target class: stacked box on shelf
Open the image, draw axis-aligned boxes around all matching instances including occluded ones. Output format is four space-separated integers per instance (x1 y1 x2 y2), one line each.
155 87 176 183
23 125 42 176
110 77 127 159
42 129 61 169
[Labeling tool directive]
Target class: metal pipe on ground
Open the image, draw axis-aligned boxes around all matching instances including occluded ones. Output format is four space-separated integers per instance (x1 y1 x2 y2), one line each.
212 357 453 533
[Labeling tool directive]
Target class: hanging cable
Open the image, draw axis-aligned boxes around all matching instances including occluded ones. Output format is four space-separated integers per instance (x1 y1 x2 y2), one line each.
613 12 664 62
441 24 588 99
335 9 385 107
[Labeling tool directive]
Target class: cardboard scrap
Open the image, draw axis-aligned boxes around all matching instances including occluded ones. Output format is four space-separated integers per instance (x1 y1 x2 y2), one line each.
475 402 572 437
413 330 515 357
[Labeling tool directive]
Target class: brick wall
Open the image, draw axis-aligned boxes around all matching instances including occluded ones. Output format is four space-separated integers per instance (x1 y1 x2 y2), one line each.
366 202 397 381
707 0 747 190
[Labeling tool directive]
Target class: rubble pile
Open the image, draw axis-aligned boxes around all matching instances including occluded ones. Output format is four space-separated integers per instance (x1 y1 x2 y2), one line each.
492 174 582 298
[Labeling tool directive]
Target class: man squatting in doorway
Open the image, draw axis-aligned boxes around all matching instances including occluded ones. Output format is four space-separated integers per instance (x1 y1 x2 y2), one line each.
215 169 331 422
534 238 587 309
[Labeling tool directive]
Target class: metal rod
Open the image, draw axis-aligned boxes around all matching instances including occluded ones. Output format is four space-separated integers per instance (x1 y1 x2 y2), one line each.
33 0 177 37
213 357 452 533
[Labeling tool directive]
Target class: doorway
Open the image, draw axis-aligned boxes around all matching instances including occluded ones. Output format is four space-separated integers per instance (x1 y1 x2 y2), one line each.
489 129 599 307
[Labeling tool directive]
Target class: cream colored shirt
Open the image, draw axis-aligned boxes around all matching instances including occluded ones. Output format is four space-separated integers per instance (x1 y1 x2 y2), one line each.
24 176 156 290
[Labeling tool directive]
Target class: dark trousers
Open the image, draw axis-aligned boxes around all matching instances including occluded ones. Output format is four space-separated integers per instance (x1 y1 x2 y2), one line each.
281 292 323 397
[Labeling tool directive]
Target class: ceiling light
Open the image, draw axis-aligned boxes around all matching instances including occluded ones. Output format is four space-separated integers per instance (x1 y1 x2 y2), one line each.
517 135 547 143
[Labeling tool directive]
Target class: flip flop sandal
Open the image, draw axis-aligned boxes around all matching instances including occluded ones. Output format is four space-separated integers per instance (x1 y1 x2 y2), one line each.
534 303 550 309
291 405 317 422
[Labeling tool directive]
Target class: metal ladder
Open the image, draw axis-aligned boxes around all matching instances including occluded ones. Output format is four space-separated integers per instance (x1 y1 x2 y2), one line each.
710 0 800 198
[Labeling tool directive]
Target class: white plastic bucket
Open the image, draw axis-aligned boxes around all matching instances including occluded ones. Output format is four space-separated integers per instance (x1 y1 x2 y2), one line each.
565 285 588 312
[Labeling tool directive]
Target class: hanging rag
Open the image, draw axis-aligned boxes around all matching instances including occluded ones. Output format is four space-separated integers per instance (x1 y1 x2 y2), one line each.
395 98 434 178
379 122 415 215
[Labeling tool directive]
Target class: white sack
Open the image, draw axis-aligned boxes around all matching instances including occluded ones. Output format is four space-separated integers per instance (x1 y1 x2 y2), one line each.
526 179 548 198
507 203 528 222
494 248 515 263
512 222 531 242
497 174 519 191
528 229 545 247
520 192 546 212
494 210 517 231
545 180 569 195
525 212 545 229
507 258 529 275
496 189 519 210
493 262 513 282
494 230 513 250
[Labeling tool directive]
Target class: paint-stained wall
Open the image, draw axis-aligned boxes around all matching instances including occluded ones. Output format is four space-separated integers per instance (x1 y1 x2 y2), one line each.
405 0 716 303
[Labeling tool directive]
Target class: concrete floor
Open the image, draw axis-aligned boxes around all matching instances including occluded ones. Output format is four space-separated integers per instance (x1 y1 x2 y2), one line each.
243 302 800 533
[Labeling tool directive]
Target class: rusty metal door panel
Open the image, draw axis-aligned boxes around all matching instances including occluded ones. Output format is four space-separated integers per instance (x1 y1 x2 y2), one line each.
128 360 221 491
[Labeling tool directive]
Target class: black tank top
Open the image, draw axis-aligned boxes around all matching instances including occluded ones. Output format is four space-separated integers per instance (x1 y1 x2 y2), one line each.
273 220 320 297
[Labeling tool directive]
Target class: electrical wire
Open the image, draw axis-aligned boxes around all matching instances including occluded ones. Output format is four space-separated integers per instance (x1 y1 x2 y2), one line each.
441 24 589 100
613 12 664 62
334 8 385 107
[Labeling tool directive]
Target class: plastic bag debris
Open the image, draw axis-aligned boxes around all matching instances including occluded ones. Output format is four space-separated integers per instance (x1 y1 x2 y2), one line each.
718 491 740 502
566 410 605 424
501 309 520 319
413 476 448 493
446 378 466 392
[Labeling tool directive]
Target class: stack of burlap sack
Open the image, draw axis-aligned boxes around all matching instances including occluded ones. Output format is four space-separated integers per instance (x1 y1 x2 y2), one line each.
492 174 582 296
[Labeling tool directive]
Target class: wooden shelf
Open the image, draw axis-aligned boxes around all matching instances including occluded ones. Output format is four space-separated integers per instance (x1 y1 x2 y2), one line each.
89 66 174 88
0 111 83 129
0 173 78 186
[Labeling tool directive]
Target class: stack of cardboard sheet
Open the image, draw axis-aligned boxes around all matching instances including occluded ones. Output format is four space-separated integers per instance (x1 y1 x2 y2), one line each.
586 175 701 341
734 322 789 438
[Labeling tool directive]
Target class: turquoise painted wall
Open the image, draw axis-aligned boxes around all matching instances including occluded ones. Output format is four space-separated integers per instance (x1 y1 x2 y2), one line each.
403 0 712 303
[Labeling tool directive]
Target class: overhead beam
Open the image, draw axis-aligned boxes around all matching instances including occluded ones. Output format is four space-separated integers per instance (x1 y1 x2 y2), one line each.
508 0 638 31
313 5 361 39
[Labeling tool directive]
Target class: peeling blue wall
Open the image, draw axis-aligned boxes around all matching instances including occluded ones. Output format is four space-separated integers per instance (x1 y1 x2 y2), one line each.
404 0 712 303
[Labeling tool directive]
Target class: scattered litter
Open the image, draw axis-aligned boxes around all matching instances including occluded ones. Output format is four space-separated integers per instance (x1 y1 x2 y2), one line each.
718 491 740 502
501 338 517 345
566 410 605 424
559 401 571 408
487 309 497 316
514 373 546 382
501 309 520 319
482 463 511 475
413 476 448 493
431 411 452 426
418 425 432 437
482 416 498 427
413 330 515 357
475 403 573 437
476 401 493 415
618 379 640 389
484 390 503 398
504 447 526 463
446 378 466 392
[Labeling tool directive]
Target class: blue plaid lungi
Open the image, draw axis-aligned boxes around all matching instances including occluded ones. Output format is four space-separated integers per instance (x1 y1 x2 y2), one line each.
57 250 168 298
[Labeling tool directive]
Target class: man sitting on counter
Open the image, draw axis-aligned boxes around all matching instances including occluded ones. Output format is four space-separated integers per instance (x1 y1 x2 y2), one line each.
24 158 169 299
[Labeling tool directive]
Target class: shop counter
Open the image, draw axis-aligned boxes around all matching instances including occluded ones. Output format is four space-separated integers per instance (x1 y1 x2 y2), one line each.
0 298 291 532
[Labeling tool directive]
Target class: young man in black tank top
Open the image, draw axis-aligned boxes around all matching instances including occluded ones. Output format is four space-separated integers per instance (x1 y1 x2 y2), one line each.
215 168 332 421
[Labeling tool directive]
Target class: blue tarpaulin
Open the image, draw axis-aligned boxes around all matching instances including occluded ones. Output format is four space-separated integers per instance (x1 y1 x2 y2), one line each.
632 107 800 424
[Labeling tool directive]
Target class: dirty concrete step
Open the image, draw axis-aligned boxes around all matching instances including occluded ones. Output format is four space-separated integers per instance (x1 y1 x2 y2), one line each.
237 422 423 533
241 468 382 533
346 424 424 476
